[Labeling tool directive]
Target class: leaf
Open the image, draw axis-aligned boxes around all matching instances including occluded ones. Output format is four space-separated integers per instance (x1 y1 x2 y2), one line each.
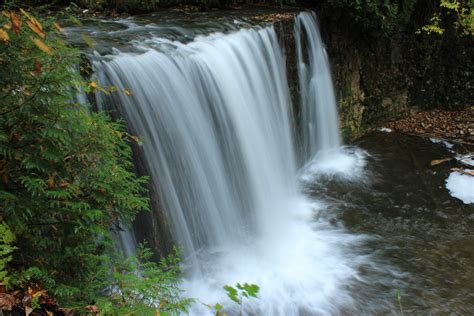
0 29 9 42
430 158 451 166
85 305 99 314
214 303 223 312
451 168 474 176
26 16 45 38
223 285 240 304
89 81 98 89
25 306 33 316
123 88 133 96
243 283 259 297
31 37 53 55
9 12 21 35
0 293 15 311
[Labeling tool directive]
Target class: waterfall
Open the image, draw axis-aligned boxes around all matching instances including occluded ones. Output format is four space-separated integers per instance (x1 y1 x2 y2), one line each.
93 14 362 315
295 11 341 161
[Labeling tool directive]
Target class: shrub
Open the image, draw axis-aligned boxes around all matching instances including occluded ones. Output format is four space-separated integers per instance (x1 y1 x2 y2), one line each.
0 8 164 309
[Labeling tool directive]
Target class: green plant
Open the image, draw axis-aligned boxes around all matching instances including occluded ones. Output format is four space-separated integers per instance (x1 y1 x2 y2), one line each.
418 0 474 35
0 222 16 287
95 243 192 315
0 8 154 308
223 283 260 316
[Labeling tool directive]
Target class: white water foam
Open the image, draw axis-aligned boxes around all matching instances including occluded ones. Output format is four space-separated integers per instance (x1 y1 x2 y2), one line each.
300 147 369 183
183 198 367 315
445 170 474 204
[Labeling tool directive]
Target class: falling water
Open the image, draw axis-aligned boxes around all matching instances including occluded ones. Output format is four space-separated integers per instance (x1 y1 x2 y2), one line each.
93 14 364 315
295 12 341 161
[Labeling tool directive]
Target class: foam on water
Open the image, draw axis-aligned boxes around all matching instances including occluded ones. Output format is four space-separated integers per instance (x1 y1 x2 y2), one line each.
183 197 366 315
445 170 474 204
300 147 369 183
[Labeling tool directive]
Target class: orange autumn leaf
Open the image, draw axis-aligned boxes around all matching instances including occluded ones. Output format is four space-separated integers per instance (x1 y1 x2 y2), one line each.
30 37 52 55
9 11 21 35
0 29 9 42
0 29 10 43
21 9 45 38
27 19 45 38
430 158 451 166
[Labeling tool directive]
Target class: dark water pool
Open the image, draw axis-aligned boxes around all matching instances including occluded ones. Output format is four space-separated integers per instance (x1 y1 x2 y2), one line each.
306 132 474 315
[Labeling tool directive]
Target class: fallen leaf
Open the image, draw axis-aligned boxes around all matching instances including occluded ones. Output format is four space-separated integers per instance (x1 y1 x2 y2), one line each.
22 293 32 307
451 168 474 176
25 306 33 316
30 37 53 55
464 170 474 176
32 289 47 298
0 29 9 42
430 158 451 166
0 293 15 311
85 304 99 314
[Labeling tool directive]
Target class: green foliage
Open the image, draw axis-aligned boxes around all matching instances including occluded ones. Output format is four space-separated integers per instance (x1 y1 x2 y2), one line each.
419 0 474 35
222 283 259 315
0 8 167 310
95 243 192 315
0 222 16 286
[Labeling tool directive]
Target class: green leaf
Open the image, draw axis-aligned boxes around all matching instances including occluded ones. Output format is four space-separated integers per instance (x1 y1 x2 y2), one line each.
223 285 241 304
214 303 223 312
